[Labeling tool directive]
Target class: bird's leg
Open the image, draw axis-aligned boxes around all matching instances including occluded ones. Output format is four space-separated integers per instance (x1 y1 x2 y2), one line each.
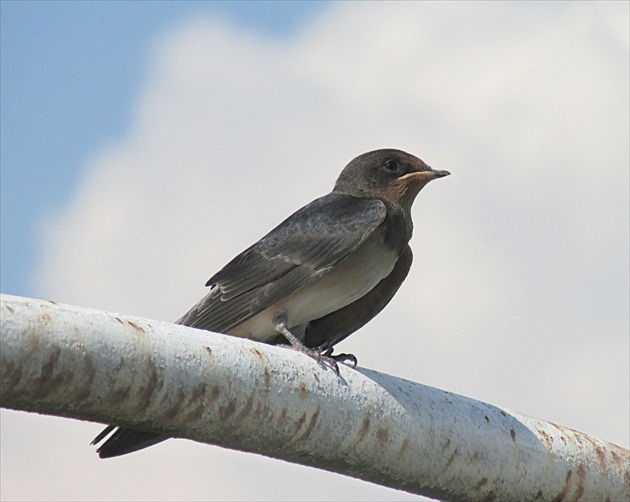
275 321 340 374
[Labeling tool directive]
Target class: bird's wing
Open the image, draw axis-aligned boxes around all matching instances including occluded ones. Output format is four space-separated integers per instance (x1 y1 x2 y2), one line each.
176 193 387 333
302 244 413 350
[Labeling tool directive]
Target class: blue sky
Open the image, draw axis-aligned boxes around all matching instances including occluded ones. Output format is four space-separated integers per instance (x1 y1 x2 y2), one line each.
1 0 328 297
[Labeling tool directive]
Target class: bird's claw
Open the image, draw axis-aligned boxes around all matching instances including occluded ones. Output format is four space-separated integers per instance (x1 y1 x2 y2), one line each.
322 347 358 369
305 346 340 374
275 323 356 373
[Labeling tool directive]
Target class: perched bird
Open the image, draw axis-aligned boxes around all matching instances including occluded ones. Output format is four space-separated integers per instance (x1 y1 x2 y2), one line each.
92 148 449 458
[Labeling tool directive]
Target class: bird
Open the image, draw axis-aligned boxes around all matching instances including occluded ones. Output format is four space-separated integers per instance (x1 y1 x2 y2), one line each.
92 148 450 458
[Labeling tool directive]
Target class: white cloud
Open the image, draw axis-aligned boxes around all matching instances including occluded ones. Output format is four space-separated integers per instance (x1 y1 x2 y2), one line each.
4 2 628 501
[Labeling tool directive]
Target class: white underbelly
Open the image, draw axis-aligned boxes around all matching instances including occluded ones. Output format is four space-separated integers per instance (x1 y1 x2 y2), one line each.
228 231 398 341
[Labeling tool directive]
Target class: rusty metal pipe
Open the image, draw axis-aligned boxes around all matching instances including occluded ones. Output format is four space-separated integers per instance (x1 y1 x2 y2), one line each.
1 294 628 501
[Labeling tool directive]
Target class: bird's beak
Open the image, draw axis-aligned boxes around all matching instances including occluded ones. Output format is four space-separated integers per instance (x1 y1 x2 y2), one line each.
399 169 450 182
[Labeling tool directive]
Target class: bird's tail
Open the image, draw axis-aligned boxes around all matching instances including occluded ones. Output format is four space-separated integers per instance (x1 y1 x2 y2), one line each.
91 425 168 458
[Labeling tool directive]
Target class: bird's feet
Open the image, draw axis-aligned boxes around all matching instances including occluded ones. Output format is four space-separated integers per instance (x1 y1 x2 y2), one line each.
300 345 341 374
322 347 358 369
276 322 346 374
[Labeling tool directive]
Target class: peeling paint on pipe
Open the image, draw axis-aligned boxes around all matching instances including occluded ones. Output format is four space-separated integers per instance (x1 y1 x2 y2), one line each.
1 294 628 501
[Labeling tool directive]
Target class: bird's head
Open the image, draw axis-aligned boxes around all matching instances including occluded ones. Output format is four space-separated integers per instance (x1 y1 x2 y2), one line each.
333 149 450 210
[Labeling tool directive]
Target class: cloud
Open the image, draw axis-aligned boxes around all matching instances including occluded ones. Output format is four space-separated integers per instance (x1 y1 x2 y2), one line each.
4 2 628 501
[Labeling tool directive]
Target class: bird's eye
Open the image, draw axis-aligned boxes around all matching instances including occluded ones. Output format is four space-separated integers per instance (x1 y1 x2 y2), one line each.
383 160 399 172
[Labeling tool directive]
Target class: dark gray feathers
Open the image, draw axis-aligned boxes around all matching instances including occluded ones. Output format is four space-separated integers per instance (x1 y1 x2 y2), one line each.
176 193 386 333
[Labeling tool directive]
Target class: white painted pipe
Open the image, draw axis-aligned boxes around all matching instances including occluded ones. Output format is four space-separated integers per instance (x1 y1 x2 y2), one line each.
1 294 627 501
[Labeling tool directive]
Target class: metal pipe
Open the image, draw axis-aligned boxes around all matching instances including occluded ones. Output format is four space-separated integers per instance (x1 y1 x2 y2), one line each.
1 294 627 501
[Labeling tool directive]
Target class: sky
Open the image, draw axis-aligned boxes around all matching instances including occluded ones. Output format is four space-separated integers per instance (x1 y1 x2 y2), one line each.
1 1 628 501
